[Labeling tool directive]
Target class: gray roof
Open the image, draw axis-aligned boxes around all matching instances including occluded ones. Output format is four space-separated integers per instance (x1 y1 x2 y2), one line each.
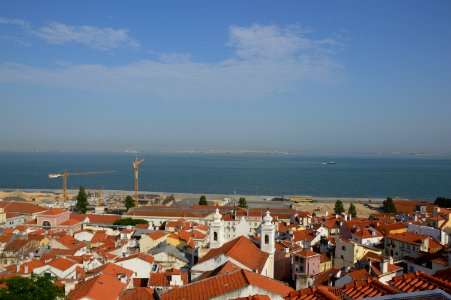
148 243 191 263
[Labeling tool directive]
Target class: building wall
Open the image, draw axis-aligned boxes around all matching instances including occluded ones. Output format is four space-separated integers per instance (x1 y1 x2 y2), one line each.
114 258 153 278
139 234 168 253
408 223 448 245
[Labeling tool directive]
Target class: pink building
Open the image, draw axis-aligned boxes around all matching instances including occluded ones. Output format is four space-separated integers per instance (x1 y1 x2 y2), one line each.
33 208 82 235
291 249 320 290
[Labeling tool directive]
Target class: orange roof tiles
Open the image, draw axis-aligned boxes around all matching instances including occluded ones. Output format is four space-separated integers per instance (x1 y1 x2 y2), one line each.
433 268 451 283
146 230 168 240
115 252 154 264
59 219 82 226
70 213 121 224
386 232 443 251
67 274 126 300
352 227 383 239
17 260 45 274
160 269 293 300
389 271 451 294
89 262 134 278
48 257 77 271
149 269 188 287
0 201 48 214
120 287 154 300
54 235 86 250
294 249 320 257
342 278 399 299
348 269 372 281
40 208 67 215
4 239 30 251
286 286 340 300
197 236 269 273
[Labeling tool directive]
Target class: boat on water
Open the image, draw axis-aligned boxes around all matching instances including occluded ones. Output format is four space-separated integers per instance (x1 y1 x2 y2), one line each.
322 161 336 165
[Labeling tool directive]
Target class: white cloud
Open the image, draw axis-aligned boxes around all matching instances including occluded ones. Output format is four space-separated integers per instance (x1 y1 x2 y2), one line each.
0 24 344 100
0 17 138 50
0 17 29 28
31 22 139 50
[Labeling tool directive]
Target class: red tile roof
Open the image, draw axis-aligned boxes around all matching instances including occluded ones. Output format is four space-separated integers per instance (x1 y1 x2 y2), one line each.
40 208 67 215
54 235 86 251
389 271 451 294
70 213 121 224
146 231 168 240
160 269 293 300
433 268 451 283
385 232 443 251
0 201 48 214
115 253 154 265
286 286 341 300
120 287 154 300
197 236 269 274
235 296 271 300
149 269 188 287
342 278 399 299
3 239 30 251
17 260 45 274
89 262 134 278
48 257 77 271
67 274 126 300
59 219 82 226
294 249 320 258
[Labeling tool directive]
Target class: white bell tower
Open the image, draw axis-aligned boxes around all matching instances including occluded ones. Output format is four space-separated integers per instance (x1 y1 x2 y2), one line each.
260 210 275 278
209 208 225 249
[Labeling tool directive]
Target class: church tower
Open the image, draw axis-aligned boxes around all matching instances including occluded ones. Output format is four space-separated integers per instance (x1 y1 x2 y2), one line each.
260 210 275 278
209 208 225 249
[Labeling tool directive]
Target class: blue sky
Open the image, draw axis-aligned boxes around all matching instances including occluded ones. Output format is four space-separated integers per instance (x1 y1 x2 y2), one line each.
1 1 450 153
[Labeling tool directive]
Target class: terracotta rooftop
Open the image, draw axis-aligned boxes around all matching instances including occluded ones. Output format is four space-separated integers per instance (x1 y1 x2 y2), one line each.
70 213 121 224
48 257 77 271
3 239 30 251
342 278 400 299
386 232 443 251
389 271 451 294
146 230 168 240
115 252 154 265
160 269 293 300
67 273 126 300
120 287 154 300
286 286 341 300
0 201 48 214
40 208 67 215
89 262 133 278
59 218 82 226
294 249 320 257
434 268 451 283
197 236 269 274
149 269 188 287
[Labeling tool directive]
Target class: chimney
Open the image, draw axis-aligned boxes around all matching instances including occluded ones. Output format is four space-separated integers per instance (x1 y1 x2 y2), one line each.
389 256 394 265
413 213 418 222
372 229 376 237
348 214 352 221
434 207 440 217
381 259 388 274
325 211 329 217
344 214 348 221
24 265 28 274
420 237 429 252
16 265 20 273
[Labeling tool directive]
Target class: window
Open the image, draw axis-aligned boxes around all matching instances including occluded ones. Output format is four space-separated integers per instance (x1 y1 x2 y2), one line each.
265 234 269 244
213 231 218 241
342 246 346 251
42 221 51 229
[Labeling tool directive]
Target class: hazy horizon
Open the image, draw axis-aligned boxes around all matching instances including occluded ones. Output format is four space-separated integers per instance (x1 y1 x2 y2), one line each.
1 1 450 153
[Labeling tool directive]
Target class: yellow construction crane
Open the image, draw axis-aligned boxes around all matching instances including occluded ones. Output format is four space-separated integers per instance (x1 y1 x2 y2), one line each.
132 158 144 206
48 170 114 201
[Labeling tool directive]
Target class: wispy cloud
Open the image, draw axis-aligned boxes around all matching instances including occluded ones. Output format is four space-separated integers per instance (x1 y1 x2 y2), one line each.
31 22 139 50
0 23 345 100
0 17 138 50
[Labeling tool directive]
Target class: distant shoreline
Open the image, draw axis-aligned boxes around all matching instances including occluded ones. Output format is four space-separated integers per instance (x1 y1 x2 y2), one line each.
0 188 387 203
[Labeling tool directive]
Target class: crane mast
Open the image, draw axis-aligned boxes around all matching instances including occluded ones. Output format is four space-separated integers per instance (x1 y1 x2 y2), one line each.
133 158 144 206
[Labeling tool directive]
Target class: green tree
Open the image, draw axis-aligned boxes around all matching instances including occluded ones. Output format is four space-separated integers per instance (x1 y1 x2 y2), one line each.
435 197 451 208
113 218 149 226
383 197 397 213
199 195 207 205
238 197 248 208
0 275 64 300
75 186 88 214
125 195 135 211
348 203 357 218
334 200 345 215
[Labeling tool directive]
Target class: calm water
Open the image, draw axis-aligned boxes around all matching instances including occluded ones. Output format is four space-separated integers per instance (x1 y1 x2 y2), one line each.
0 152 450 200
